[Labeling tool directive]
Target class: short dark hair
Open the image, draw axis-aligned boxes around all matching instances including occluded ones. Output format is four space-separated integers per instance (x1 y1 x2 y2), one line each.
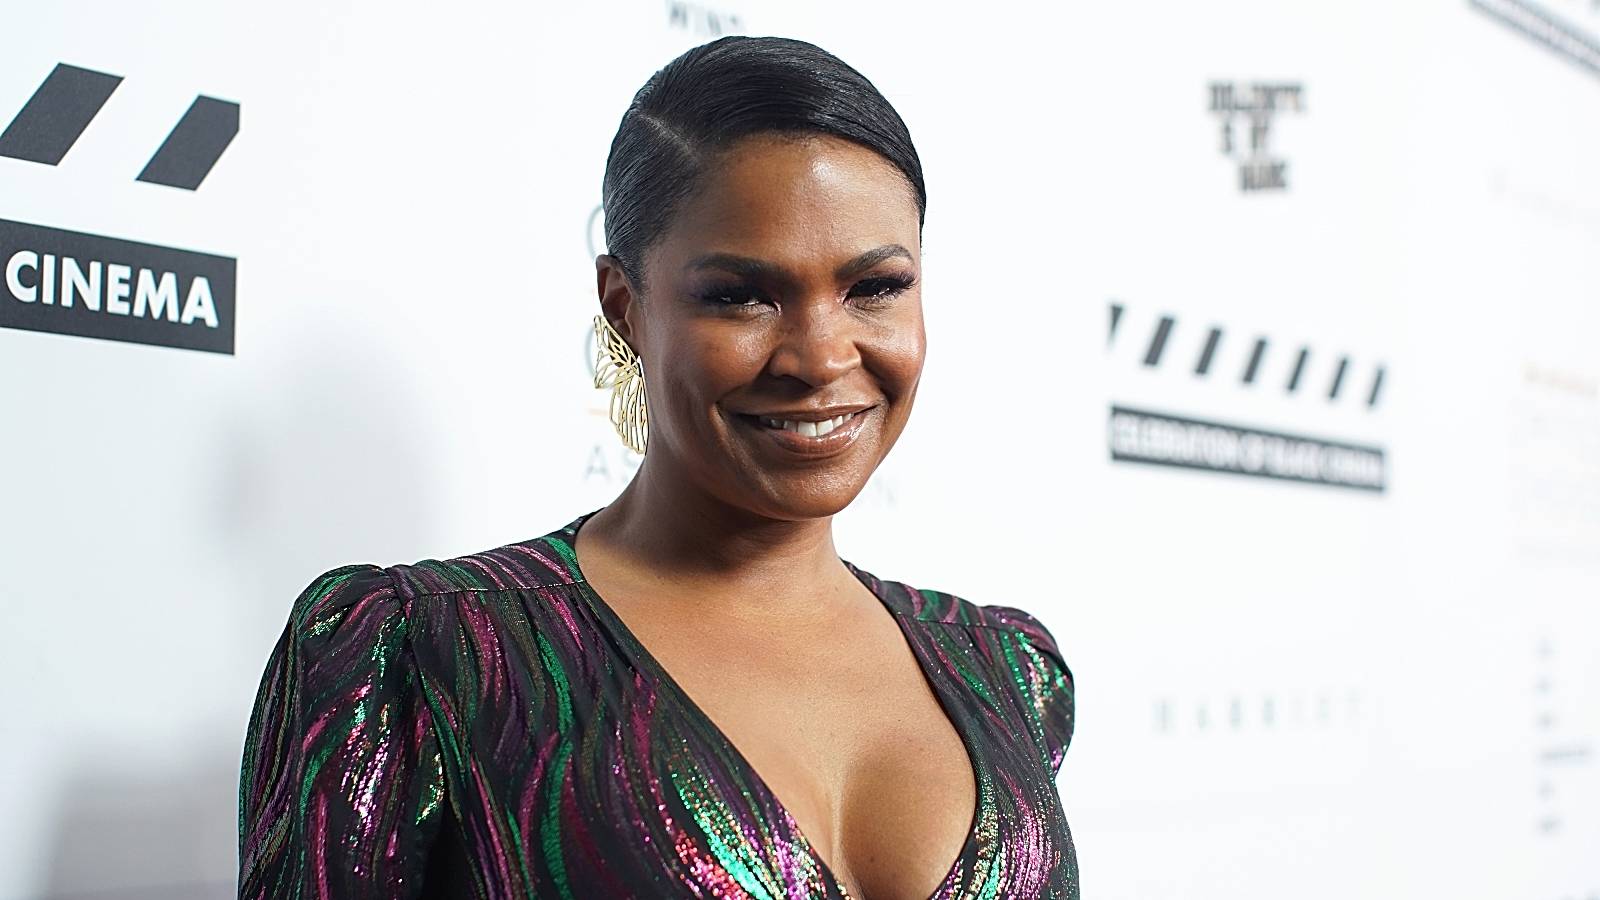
601 35 926 294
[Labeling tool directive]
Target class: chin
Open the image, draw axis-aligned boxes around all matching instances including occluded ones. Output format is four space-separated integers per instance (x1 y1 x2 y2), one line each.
750 470 874 521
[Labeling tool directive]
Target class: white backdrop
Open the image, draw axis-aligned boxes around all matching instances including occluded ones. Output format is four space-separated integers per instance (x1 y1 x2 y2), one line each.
1 1 1595 898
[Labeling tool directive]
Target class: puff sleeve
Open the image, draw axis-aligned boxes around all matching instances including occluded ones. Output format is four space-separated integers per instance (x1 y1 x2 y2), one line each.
987 605 1076 776
238 564 446 899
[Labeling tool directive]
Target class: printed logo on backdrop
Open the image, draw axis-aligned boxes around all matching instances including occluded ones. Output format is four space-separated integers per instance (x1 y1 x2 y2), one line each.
1531 631 1599 900
666 0 744 36
1510 361 1599 565
1469 0 1600 79
1107 302 1388 492
1532 634 1592 840
1208 82 1304 192
0 63 239 354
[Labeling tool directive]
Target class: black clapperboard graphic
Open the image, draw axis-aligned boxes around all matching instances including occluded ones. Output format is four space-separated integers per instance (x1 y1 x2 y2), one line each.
0 63 238 354
1107 301 1389 493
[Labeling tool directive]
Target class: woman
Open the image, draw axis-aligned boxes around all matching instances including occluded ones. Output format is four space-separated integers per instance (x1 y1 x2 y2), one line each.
239 34 1076 900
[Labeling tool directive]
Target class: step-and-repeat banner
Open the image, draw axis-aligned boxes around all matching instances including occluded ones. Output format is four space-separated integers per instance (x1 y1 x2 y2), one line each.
1 1 1595 898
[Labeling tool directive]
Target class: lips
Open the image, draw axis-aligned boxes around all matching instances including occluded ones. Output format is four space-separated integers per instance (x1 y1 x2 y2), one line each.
733 407 874 458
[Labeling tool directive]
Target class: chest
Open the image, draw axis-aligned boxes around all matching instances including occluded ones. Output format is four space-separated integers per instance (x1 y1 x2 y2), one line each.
426 591 1073 899
638 613 982 900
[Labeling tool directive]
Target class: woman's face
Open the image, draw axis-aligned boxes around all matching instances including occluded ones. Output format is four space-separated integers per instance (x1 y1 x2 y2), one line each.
597 132 925 521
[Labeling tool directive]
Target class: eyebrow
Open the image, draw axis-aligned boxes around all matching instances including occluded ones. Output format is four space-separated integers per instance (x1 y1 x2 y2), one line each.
683 244 914 285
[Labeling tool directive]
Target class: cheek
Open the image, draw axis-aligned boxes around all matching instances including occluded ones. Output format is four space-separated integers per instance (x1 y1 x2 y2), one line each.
876 314 927 394
857 334 925 405
652 331 767 403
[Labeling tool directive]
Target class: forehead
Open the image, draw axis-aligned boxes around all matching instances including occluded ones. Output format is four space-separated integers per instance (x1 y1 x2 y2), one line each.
655 133 920 264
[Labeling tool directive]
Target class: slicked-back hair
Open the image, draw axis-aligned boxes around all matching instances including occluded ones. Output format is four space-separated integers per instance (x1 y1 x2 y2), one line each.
601 35 926 296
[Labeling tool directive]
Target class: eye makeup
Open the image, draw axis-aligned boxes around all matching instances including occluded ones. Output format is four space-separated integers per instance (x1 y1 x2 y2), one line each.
694 272 917 309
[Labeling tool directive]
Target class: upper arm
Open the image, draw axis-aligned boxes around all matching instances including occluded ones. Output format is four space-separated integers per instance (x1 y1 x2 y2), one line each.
239 563 446 899
984 604 1075 775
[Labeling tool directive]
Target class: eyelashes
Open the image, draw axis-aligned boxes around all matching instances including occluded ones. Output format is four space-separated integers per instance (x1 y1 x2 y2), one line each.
695 284 763 307
854 273 918 303
696 273 917 308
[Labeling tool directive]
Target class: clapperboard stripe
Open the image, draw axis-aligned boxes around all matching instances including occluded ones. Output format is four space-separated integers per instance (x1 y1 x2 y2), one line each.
1143 315 1174 366
1242 338 1268 385
1328 356 1349 400
138 95 239 190
1195 327 1222 375
1 62 236 190
1107 301 1386 410
1286 347 1310 393
0 63 122 165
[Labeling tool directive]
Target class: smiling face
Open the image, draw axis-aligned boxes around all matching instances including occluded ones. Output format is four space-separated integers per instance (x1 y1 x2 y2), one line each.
596 132 926 521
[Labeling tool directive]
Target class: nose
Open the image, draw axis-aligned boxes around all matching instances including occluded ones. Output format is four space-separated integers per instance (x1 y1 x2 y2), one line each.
765 297 862 388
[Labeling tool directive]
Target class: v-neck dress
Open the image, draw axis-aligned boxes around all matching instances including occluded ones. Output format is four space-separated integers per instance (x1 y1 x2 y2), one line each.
238 508 1078 899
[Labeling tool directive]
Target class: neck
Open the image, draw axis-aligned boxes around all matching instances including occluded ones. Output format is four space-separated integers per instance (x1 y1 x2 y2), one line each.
582 451 852 613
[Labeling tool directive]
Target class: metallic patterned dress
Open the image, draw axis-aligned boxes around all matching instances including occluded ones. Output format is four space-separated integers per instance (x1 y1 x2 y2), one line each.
238 508 1078 899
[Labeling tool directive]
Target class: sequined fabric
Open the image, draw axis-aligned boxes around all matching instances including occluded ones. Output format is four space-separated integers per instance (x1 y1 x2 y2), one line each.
238 508 1077 899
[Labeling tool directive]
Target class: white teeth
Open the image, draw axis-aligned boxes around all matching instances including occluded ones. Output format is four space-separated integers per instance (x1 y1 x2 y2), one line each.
757 413 853 437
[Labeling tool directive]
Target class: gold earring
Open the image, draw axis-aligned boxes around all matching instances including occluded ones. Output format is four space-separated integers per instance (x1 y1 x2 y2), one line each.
592 314 648 454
